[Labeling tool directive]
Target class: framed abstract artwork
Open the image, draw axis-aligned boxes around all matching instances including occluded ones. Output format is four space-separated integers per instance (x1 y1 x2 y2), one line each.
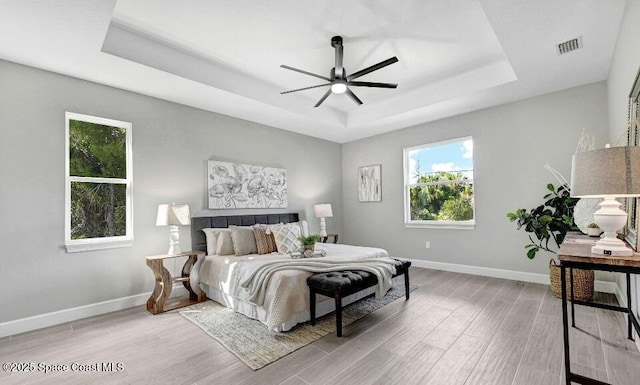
358 164 381 202
208 160 287 209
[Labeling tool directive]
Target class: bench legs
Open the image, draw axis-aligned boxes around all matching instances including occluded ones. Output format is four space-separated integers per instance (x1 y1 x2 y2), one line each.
335 293 343 337
309 287 316 325
310 288 344 336
405 268 410 300
308 269 411 337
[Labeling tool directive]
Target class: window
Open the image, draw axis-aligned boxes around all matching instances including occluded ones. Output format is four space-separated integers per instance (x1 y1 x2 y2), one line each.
403 137 474 229
65 112 133 252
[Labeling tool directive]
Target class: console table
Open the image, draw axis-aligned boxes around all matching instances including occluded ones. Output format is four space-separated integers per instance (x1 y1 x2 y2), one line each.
146 250 206 314
558 236 640 385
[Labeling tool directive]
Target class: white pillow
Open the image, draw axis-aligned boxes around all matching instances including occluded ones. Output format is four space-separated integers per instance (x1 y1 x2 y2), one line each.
271 223 302 254
298 220 309 237
202 228 217 255
201 228 235 256
229 226 259 256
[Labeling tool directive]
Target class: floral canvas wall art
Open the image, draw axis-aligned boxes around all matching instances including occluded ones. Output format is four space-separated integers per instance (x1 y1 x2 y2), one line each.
358 164 381 202
208 161 287 209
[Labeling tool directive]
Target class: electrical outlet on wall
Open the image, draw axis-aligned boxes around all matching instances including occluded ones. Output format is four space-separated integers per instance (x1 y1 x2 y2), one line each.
425 241 430 249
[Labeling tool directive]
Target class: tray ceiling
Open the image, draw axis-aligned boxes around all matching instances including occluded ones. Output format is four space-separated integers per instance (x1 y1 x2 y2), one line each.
0 0 626 143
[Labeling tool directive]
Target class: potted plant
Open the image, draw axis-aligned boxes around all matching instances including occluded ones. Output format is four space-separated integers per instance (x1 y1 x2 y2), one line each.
507 183 578 258
507 183 594 301
298 234 319 253
587 222 602 237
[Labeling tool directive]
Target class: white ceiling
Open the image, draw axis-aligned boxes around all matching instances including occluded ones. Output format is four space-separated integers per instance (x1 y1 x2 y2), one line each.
0 0 626 143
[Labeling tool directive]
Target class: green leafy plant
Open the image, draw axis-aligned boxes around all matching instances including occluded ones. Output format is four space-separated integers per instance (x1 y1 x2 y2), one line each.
507 183 579 259
587 222 600 229
298 234 319 245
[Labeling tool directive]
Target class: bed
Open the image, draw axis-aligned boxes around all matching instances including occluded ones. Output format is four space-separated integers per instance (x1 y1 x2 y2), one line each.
190 213 398 332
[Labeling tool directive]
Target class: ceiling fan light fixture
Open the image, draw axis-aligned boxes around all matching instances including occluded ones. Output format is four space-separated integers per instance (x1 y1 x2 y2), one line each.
331 81 347 94
280 36 398 106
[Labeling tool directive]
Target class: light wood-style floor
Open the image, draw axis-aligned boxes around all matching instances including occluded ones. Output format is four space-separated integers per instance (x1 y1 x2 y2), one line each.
1 267 640 385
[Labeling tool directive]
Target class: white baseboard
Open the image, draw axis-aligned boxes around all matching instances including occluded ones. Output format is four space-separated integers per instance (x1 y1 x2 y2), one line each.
610 283 627 306
0 260 626 339
595 280 622 298
407 258 619 295
0 286 188 338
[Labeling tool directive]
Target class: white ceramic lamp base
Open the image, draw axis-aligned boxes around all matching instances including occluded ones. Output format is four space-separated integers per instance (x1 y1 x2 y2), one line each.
591 196 632 256
319 217 327 237
167 225 182 255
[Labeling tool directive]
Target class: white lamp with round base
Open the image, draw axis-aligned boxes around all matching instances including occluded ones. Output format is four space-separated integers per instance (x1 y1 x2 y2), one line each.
591 196 630 256
571 146 640 257
156 203 191 256
314 203 333 238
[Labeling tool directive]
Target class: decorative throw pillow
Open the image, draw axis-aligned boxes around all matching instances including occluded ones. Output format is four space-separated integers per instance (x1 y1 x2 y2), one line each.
271 223 302 254
253 225 277 254
229 226 259 256
202 228 218 255
297 220 310 237
201 228 235 255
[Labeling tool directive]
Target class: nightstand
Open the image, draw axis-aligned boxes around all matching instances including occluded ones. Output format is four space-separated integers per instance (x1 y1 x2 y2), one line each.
320 234 339 244
146 250 206 314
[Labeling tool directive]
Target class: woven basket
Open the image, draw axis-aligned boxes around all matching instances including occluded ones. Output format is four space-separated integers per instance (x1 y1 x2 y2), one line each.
549 259 594 301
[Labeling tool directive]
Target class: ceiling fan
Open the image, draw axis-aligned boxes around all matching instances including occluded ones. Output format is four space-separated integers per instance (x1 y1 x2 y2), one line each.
280 36 399 107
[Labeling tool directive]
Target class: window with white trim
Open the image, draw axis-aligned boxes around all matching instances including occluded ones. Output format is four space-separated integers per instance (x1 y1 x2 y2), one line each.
403 137 475 229
65 112 133 252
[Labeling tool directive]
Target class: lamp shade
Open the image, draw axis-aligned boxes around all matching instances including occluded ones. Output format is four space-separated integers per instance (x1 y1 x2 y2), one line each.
314 203 333 218
156 204 191 226
571 146 640 198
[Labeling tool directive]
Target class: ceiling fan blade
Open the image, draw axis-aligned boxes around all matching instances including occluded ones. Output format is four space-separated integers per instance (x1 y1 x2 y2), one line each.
281 65 331 81
280 83 331 94
314 89 332 108
345 88 363 105
347 81 397 89
346 57 399 81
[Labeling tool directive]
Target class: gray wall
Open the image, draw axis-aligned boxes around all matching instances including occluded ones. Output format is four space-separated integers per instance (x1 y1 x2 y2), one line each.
0 59 342 323
0 35 622 327
608 0 640 143
607 0 640 330
342 81 609 275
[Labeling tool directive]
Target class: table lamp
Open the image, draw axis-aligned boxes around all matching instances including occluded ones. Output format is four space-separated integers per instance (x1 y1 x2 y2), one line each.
571 145 640 256
314 203 333 237
156 203 191 255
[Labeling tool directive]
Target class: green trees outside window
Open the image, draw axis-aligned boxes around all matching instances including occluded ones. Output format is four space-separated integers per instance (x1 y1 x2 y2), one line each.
70 181 126 239
404 137 475 226
409 171 474 221
65 113 132 249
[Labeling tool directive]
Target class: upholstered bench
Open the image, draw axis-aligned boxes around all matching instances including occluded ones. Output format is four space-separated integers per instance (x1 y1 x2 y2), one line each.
307 259 411 337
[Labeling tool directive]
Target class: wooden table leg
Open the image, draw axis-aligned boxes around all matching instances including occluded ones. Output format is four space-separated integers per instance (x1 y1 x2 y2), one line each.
181 254 205 301
146 259 172 314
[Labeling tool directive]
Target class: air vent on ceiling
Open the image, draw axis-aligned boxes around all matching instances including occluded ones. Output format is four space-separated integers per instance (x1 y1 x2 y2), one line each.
556 36 583 55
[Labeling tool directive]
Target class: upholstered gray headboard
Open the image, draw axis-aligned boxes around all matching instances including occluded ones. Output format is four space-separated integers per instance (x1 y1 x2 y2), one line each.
190 213 300 253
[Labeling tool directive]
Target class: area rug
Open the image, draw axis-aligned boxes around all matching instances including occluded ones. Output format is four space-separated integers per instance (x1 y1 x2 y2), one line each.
179 284 417 370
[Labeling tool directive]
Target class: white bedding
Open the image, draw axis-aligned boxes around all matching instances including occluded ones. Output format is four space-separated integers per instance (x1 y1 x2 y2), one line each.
198 243 394 331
